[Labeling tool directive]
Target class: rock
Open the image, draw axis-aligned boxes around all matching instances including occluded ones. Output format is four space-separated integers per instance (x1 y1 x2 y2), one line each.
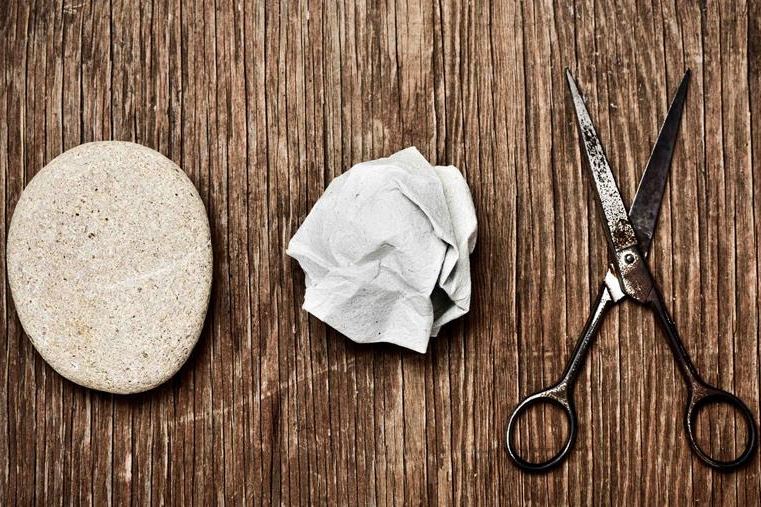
6 141 213 394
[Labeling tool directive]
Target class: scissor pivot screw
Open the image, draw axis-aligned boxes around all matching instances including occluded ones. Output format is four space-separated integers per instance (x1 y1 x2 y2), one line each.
624 253 636 264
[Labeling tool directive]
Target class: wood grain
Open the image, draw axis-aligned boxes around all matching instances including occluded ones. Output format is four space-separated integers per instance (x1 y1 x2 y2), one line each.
2 0 761 504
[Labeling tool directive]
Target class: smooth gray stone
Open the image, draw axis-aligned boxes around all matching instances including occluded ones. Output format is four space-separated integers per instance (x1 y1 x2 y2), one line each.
7 141 213 394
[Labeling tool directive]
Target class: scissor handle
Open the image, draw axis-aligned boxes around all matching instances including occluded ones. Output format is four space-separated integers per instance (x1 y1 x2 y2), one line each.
506 286 614 472
505 384 578 472
684 382 758 471
649 289 758 471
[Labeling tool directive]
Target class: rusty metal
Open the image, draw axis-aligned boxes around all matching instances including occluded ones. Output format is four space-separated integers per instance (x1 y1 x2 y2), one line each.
629 72 690 252
565 72 654 303
505 70 757 473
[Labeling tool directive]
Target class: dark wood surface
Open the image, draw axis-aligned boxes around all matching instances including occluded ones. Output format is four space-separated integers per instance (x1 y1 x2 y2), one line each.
2 0 761 504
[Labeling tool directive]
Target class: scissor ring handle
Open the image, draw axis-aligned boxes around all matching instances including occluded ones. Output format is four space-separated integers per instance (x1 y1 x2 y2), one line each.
505 385 578 472
685 384 758 471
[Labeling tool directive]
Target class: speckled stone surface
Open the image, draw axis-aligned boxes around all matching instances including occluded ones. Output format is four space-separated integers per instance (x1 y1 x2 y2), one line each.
7 141 213 394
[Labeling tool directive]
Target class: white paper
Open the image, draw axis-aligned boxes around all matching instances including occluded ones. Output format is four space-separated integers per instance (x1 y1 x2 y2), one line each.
286 147 477 353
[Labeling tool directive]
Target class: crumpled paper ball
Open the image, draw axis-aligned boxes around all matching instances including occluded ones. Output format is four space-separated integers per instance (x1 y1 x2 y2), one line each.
287 147 477 353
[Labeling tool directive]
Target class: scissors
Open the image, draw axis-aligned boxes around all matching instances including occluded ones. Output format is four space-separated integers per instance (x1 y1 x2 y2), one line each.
505 69 758 472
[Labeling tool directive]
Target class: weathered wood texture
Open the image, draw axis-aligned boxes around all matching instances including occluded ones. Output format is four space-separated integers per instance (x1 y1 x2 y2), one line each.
2 0 761 504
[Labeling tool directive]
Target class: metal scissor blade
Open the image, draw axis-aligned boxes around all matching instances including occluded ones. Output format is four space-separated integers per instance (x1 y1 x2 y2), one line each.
629 70 690 254
565 69 639 254
566 69 654 302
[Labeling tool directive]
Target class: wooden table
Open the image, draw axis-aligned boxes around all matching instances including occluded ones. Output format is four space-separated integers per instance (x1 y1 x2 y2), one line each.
2 0 761 504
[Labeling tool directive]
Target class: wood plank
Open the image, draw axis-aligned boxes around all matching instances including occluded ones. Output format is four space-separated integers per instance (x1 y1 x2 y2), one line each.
1 0 761 504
